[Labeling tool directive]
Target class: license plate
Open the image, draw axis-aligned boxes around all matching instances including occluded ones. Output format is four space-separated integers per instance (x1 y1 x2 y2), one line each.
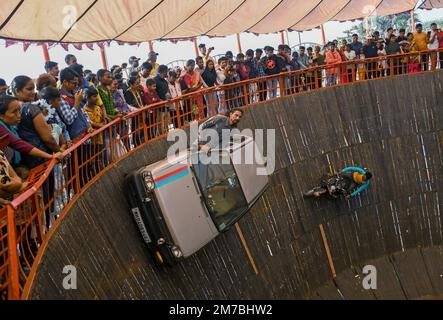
131 208 152 244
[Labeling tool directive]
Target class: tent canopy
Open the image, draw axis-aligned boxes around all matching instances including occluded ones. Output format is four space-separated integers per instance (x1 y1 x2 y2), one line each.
420 0 443 9
0 0 418 43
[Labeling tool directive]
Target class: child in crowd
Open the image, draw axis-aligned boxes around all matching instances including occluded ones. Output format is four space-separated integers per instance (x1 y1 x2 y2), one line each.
83 88 107 171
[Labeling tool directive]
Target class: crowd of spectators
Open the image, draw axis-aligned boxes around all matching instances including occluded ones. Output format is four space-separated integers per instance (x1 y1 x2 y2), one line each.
0 23 440 209
0 21 442 300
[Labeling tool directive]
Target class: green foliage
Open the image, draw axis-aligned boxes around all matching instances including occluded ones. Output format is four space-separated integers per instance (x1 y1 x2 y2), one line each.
340 13 422 42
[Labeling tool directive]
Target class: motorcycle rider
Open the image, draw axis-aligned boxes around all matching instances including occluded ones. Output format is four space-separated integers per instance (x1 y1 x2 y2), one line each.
313 169 373 200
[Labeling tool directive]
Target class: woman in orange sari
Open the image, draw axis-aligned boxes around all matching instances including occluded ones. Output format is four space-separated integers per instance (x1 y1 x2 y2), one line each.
183 59 205 120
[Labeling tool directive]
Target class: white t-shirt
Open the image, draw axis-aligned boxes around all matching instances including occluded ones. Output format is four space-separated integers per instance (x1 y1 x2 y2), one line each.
216 67 226 85
344 50 356 69
429 30 439 49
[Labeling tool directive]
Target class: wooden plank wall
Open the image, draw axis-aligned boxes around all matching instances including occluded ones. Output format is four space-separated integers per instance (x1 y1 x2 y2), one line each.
29 72 443 300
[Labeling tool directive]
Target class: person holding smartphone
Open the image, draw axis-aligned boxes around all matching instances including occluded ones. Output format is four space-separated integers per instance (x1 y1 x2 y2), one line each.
198 43 215 65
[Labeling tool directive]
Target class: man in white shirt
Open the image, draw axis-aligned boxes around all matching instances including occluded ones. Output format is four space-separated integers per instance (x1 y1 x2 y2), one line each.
428 23 439 69
216 57 228 85
343 44 356 82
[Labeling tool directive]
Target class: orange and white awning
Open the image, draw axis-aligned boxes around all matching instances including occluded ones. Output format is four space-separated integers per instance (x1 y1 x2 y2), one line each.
0 0 419 43
420 0 443 9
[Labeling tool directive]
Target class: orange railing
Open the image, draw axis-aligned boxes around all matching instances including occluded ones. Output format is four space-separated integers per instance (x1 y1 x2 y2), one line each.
1 48 442 300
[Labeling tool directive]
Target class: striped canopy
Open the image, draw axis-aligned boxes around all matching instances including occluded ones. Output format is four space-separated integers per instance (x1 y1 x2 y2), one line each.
0 0 419 43
420 0 443 9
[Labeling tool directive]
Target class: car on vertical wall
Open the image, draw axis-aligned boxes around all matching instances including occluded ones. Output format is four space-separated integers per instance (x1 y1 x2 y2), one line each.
124 134 269 266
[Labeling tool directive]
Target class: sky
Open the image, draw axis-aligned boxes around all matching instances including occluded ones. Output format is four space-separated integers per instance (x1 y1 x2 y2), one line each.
0 8 442 84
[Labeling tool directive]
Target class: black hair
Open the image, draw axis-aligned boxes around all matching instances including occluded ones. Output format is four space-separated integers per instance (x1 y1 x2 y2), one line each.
226 107 244 117
307 47 313 51
141 62 153 71
365 172 373 180
186 59 195 67
245 49 254 56
157 65 168 74
168 71 177 78
65 54 76 65
198 43 206 48
416 23 423 28
96 69 109 81
299 46 306 50
0 78 6 86
44 61 58 72
236 53 245 59
39 86 61 103
399 28 406 33
196 56 204 62
431 23 437 27
85 87 98 99
218 57 228 64
69 63 84 78
278 44 285 51
146 79 156 87
60 68 78 83
256 48 263 54
84 69 93 75
10 76 33 96
85 73 97 83
387 27 394 32
128 74 139 86
0 95 19 115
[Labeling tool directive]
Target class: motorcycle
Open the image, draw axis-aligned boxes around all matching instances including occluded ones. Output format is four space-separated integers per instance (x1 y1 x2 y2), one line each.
303 174 345 199
304 167 371 200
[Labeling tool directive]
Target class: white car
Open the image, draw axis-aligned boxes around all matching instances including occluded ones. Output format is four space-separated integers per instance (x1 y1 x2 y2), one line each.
125 135 269 265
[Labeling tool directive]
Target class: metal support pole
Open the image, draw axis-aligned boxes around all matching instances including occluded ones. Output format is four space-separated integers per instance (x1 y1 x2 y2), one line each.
320 25 326 46
280 31 285 45
365 17 370 38
100 46 108 70
411 10 415 33
193 37 199 57
236 33 243 54
42 43 50 62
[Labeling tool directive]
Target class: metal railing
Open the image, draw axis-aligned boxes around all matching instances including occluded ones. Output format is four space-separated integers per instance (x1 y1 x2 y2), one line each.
1 48 442 300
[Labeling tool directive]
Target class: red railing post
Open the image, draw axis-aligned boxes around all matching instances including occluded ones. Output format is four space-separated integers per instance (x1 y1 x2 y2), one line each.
7 205 20 300
243 83 249 107
430 50 437 71
174 100 182 129
142 110 149 142
278 75 285 98
109 126 115 162
389 56 394 77
73 147 81 193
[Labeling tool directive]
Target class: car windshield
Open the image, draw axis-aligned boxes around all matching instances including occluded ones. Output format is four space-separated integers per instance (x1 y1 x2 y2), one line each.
193 152 248 231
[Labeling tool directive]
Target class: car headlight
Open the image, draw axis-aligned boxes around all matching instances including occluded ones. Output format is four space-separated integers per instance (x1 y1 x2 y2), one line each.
143 172 155 191
171 246 183 258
